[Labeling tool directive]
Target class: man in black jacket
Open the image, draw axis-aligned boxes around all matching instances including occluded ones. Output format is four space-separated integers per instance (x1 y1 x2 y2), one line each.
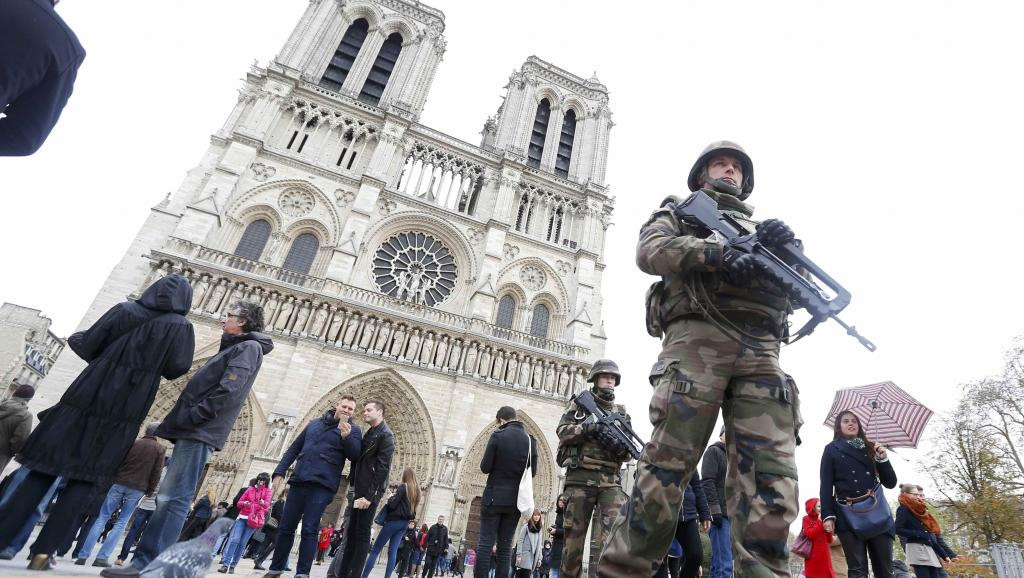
422 516 449 578
104 301 273 578
474 406 537 578
700 427 731 578
330 400 395 578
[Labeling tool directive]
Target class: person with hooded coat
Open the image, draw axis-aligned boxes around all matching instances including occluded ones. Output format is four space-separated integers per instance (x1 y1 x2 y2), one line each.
0 275 195 570
103 299 273 578
802 498 836 578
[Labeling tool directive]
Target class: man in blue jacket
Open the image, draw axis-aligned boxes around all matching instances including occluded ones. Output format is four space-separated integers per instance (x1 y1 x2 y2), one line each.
103 300 273 578
263 395 363 578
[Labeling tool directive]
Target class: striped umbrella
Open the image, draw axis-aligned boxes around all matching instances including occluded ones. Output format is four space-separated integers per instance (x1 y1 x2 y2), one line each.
823 381 933 448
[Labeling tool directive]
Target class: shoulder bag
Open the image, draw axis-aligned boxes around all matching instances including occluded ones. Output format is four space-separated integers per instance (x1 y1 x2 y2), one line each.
791 530 812 559
837 483 892 540
517 432 535 516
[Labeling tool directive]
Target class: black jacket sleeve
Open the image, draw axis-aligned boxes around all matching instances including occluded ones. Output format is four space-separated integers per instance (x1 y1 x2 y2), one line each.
877 458 897 489
819 445 837 521
369 432 395 503
700 446 722 515
189 342 260 427
530 435 538 477
162 324 195 380
387 484 407 511
895 506 931 542
67 305 123 363
690 472 711 521
480 433 498 474
274 423 308 478
0 47 83 156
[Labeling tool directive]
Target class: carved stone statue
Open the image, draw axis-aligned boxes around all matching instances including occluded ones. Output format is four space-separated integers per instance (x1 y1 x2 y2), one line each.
436 449 461 488
463 342 479 376
544 362 556 393
293 300 312 334
419 332 435 366
433 335 449 368
274 296 295 332
557 367 570 397
326 307 345 343
447 338 463 371
518 357 533 389
532 360 544 391
309 303 330 338
342 312 361 347
405 328 422 362
263 418 289 456
505 354 519 387
191 274 211 311
492 351 505 381
389 324 407 358
262 292 281 325
358 318 378 351
373 320 392 354
478 346 492 380
204 279 228 315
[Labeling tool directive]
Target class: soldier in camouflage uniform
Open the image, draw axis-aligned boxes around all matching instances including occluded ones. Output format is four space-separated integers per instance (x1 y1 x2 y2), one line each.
598 141 804 578
556 360 632 578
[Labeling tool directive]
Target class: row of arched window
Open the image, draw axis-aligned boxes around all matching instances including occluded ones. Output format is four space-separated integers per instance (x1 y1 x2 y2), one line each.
496 294 550 338
527 98 577 178
320 18 404 107
232 219 321 283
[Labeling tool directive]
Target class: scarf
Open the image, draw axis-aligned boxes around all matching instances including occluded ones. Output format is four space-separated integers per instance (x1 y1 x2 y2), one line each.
898 493 942 535
846 437 866 450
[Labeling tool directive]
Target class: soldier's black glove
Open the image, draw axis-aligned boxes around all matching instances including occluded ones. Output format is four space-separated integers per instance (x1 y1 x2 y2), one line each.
756 219 795 249
711 514 723 527
581 422 602 438
721 247 756 287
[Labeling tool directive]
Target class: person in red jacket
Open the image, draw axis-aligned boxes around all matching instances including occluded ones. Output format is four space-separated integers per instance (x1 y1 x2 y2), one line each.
318 524 335 564
802 498 835 578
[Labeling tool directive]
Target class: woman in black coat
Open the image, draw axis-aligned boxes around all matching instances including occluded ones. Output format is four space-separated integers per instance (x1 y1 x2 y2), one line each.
0 275 195 569
547 496 565 578
819 410 898 578
894 485 956 578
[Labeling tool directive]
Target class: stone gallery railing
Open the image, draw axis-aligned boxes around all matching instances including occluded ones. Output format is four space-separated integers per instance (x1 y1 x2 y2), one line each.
147 246 590 400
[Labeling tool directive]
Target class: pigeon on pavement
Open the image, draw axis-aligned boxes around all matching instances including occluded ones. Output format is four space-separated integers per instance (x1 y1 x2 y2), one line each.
138 517 234 578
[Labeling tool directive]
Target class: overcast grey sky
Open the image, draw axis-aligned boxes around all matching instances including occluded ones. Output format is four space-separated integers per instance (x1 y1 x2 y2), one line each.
3 0 1023 519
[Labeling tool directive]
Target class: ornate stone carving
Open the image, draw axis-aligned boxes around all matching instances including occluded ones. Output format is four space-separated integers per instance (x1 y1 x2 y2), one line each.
279 188 315 217
520 265 546 291
335 189 356 207
466 227 484 246
435 448 461 488
503 243 520 261
262 417 290 457
373 232 458 307
378 198 397 216
251 162 277 182
556 260 572 277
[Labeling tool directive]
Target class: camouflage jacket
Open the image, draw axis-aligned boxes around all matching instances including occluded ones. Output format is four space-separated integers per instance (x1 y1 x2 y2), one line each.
556 394 631 478
638 188 792 334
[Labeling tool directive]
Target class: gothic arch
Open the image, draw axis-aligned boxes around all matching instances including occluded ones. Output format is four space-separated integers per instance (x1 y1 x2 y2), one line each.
534 88 562 111
142 356 257 503
378 15 417 43
343 1 385 30
498 257 569 316
293 368 437 486
562 97 587 120
237 204 284 232
451 411 557 543
226 179 342 246
282 218 331 245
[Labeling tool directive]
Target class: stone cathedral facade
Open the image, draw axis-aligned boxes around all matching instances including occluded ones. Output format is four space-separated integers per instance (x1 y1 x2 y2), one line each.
38 0 615 548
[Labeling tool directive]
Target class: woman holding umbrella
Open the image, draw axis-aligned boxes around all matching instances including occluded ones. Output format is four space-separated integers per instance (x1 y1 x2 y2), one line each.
819 410 898 578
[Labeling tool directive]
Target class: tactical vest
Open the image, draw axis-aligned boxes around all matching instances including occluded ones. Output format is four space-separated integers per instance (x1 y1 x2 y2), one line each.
557 403 630 472
643 190 791 338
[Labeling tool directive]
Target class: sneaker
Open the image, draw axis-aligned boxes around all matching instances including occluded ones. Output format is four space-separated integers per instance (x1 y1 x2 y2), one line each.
253 563 266 570
0 549 14 561
93 559 112 568
75 559 87 566
228 567 235 574
218 566 229 573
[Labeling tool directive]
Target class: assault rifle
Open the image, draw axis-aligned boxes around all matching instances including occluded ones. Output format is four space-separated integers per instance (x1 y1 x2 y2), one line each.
571 390 645 461
672 190 876 351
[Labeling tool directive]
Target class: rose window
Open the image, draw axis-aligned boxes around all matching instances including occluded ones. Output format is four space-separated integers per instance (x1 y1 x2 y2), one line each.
373 232 458 306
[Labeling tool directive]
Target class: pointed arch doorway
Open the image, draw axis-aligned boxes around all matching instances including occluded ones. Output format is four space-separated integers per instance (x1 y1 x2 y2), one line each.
292 368 438 525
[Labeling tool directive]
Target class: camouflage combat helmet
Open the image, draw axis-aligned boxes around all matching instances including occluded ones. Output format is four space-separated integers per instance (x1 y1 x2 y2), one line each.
587 359 621 386
686 140 755 200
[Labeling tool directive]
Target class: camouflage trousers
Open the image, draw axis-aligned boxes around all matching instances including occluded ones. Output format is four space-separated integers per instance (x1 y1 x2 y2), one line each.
562 473 627 578
598 319 801 578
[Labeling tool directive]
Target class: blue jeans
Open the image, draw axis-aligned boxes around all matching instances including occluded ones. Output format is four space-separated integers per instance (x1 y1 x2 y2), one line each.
0 468 61 556
131 439 214 569
118 508 154 561
222 517 257 568
708 517 733 578
362 519 409 578
76 484 144 562
271 482 334 575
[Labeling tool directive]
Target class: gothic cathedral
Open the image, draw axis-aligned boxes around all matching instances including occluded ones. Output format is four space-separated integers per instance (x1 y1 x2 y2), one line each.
39 0 614 548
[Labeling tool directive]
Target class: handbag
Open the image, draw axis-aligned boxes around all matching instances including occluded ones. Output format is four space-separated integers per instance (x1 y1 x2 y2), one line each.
837 483 892 540
374 502 389 525
517 432 535 516
791 530 812 559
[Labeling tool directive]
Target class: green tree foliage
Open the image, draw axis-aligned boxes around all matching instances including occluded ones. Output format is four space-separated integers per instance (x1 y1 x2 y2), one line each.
925 337 1024 545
